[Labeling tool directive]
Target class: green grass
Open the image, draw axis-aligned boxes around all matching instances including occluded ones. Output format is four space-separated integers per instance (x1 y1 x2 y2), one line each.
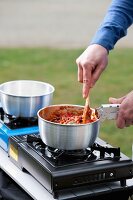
0 47 133 157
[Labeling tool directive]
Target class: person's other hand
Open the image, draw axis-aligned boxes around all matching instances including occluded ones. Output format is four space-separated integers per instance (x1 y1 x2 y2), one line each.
76 44 108 98
109 90 133 128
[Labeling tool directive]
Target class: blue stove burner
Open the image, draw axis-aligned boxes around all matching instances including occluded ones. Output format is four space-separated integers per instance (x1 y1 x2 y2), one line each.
0 107 39 151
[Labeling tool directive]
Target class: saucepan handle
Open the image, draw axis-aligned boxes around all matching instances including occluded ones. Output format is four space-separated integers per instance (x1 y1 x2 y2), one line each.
97 104 120 122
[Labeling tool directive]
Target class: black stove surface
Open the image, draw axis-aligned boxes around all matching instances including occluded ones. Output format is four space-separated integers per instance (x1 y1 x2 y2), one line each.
0 107 38 129
24 135 121 167
10 134 132 169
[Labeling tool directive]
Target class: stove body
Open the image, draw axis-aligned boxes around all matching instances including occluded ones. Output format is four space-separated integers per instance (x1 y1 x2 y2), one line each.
0 106 133 199
9 134 133 199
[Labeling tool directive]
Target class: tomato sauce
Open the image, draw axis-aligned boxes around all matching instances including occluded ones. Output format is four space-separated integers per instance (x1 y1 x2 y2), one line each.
45 106 98 124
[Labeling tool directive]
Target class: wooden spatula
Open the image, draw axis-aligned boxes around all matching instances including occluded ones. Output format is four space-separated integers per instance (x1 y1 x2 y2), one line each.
82 94 91 123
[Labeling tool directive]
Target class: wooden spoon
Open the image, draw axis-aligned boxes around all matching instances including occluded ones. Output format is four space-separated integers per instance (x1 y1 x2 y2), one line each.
82 94 92 124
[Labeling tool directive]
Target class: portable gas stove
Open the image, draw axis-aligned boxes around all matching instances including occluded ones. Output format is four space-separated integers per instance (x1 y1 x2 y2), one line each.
9 134 133 199
1 103 132 200
0 107 38 151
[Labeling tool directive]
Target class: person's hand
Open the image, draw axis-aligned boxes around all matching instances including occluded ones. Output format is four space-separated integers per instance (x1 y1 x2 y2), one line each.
109 90 133 128
76 44 108 98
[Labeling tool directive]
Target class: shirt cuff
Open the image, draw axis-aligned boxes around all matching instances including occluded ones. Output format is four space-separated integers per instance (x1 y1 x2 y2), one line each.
90 26 127 51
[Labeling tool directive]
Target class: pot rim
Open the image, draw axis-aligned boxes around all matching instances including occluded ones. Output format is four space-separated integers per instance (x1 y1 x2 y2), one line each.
37 104 100 127
0 80 55 97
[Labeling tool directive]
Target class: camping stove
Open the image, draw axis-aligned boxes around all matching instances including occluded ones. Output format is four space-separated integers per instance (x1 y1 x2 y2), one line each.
9 134 133 199
0 104 132 200
0 107 38 151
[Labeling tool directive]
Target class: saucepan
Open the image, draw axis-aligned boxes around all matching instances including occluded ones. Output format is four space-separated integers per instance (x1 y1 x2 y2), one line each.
37 104 119 150
0 80 55 117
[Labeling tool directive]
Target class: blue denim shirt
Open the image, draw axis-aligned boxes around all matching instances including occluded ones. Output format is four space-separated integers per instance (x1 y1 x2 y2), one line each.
90 0 133 51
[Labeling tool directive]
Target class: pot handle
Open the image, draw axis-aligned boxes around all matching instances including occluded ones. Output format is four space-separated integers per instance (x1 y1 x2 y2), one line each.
97 104 120 122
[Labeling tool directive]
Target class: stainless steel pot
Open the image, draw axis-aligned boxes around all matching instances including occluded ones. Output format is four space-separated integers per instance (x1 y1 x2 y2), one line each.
0 80 55 117
37 104 119 150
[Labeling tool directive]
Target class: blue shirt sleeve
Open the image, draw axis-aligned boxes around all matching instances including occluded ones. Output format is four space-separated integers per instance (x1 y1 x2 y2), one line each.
90 0 133 51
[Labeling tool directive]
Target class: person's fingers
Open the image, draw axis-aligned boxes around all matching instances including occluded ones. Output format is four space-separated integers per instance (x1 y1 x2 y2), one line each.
125 119 133 127
82 79 91 99
110 97 126 128
82 64 92 98
109 96 127 129
117 117 133 128
77 62 83 83
116 114 125 129
109 96 126 104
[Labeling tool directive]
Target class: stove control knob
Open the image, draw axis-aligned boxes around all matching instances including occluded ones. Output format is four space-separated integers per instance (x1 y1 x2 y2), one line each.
110 172 114 177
